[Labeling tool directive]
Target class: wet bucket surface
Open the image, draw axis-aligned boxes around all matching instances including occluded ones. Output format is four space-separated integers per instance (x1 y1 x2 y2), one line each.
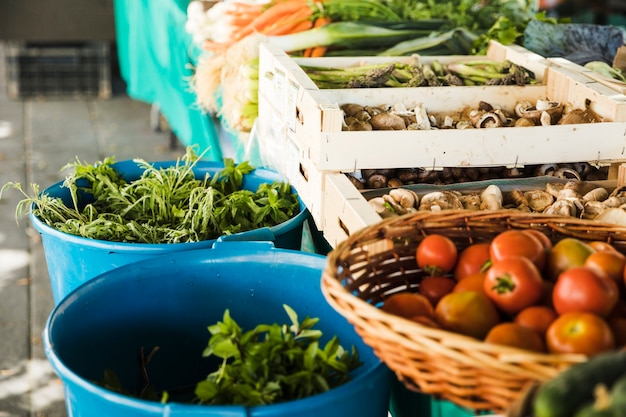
43 243 392 417
31 160 309 304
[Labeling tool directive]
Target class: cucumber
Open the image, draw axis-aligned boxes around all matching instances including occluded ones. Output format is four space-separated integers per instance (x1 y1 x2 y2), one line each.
533 350 626 417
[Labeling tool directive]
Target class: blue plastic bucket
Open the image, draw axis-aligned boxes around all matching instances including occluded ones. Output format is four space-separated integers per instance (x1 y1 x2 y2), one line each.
30 160 309 304
43 242 392 417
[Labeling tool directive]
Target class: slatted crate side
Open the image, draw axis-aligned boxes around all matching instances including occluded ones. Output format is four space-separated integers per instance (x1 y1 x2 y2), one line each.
322 173 381 248
545 60 626 121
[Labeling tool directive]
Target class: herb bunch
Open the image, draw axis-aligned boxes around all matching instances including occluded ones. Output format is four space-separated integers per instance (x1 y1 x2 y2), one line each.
195 305 362 406
4 147 299 243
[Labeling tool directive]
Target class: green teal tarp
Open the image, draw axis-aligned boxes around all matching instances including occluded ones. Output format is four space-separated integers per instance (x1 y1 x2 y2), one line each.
113 0 222 161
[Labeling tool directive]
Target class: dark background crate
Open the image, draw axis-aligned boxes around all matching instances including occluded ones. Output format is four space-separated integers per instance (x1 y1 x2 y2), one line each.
5 41 112 100
0 0 115 42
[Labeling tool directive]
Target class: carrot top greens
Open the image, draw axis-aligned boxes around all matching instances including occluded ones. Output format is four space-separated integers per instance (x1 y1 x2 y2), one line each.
4 147 299 243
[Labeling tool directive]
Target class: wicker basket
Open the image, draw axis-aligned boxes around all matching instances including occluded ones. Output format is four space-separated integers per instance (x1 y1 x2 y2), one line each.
321 210 626 413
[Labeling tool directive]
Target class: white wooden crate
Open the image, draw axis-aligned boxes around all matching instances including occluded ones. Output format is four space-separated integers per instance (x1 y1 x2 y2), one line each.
294 73 626 172
257 41 554 228
259 40 626 172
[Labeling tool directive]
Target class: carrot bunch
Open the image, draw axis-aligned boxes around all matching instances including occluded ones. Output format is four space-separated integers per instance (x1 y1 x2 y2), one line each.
202 0 330 56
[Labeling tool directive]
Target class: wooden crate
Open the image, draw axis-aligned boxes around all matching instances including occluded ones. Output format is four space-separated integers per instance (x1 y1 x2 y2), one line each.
294 69 626 172
258 41 553 228
259 40 626 172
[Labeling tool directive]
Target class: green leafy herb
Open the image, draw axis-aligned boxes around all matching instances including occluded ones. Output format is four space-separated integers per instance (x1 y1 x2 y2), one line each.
195 305 362 406
1 147 299 243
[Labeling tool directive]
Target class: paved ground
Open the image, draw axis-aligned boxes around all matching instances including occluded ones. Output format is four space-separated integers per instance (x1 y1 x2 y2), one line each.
0 41 186 417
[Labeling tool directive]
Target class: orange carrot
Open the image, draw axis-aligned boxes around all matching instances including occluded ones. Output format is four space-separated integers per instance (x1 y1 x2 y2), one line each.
232 0 310 41
264 18 313 36
261 7 314 36
303 16 331 57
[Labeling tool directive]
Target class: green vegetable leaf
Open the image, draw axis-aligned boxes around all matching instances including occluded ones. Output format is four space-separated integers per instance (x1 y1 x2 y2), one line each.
195 305 362 406
5 146 298 243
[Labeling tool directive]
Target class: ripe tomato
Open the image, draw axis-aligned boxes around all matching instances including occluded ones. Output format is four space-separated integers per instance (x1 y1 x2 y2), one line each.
588 240 621 254
552 266 619 318
522 229 553 254
484 256 544 315
584 250 626 286
489 230 546 271
515 305 558 336
382 292 434 319
419 276 456 307
416 234 458 275
484 322 545 353
435 291 500 339
453 242 491 281
546 312 615 356
453 272 487 296
545 238 595 281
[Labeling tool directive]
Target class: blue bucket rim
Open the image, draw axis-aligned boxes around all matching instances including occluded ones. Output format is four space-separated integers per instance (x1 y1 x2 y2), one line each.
42 246 389 415
29 160 308 250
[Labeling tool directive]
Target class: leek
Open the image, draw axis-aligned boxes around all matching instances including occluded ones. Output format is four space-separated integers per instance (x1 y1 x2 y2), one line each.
266 21 446 52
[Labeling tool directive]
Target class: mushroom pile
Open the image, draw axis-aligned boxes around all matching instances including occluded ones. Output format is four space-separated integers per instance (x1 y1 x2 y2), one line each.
369 181 625 222
342 99 602 131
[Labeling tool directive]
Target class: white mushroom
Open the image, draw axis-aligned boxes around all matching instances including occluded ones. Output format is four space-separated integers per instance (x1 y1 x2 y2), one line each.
480 185 503 210
524 190 554 212
369 197 397 218
389 188 419 209
419 191 464 211
543 199 578 217
582 187 609 202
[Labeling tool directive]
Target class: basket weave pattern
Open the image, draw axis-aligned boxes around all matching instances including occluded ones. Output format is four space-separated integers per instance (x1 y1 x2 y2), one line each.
322 210 626 412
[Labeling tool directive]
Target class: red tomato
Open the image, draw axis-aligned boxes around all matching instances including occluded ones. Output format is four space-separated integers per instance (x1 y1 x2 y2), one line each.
515 305 558 337
416 234 458 275
419 276 457 307
484 256 544 315
552 266 619 318
584 250 626 286
454 242 491 281
489 230 546 272
454 272 488 297
522 229 553 253
588 241 621 254
546 312 615 356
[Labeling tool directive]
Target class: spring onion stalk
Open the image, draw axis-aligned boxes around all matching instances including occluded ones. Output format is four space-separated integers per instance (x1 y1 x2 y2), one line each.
265 22 438 51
